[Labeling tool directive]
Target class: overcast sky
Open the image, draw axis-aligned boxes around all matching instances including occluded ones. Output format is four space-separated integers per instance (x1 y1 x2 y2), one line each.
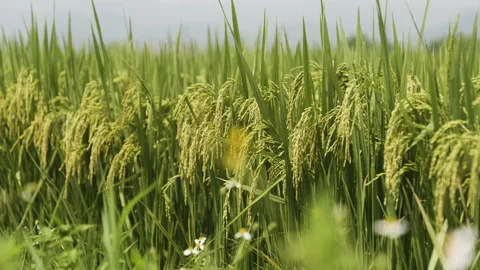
0 0 479 44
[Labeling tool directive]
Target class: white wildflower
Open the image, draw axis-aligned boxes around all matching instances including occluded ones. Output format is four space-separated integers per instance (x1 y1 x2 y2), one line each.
442 225 478 270
183 247 199 256
225 180 242 189
194 241 204 251
234 228 252 241
194 235 207 250
373 218 409 239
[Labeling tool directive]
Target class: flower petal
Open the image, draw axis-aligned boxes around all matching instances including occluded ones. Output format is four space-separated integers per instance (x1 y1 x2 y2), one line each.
443 225 478 270
183 248 192 256
198 236 207 244
373 219 409 239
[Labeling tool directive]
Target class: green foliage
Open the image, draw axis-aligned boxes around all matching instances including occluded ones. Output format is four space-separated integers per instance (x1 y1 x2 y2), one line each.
1 1 480 270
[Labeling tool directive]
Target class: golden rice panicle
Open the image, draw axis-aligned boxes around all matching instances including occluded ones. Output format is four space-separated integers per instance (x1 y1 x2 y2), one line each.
335 83 356 165
318 62 372 166
310 62 324 101
468 139 480 217
291 106 321 199
14 95 71 169
2 69 42 138
63 81 109 197
105 133 141 190
214 80 234 156
113 72 130 91
57 71 67 97
144 96 155 132
120 82 147 129
198 122 218 179
7 72 71 170
31 98 53 168
10 93 45 158
88 122 122 184
87 81 135 184
336 63 350 91
173 83 216 187
471 76 480 108
160 175 179 222
406 74 425 94
429 121 480 225
472 76 480 91
231 98 264 178
287 69 304 128
384 90 434 207
222 94 273 223
286 62 323 129
235 97 263 127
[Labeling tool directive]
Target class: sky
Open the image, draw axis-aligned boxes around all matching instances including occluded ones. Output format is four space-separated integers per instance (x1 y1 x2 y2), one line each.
0 0 479 45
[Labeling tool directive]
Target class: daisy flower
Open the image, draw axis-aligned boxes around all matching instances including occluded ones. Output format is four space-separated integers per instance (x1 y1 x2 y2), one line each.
196 234 207 244
234 228 252 241
184 234 207 257
194 242 204 251
195 234 207 250
194 239 205 251
373 218 409 239
442 225 478 270
183 247 200 256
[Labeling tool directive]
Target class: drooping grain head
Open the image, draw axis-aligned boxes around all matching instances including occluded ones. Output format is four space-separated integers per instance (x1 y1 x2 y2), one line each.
429 121 480 225
105 133 141 190
63 81 109 198
291 106 321 200
384 78 441 209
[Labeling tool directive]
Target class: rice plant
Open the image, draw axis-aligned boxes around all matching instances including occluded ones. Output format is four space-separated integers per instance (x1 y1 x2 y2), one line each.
1 0 480 269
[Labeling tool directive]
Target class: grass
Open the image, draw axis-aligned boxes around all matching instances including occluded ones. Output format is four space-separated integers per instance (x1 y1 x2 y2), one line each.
0 0 480 269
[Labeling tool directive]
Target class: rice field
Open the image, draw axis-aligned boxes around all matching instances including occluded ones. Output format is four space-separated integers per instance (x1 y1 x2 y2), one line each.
1 1 480 269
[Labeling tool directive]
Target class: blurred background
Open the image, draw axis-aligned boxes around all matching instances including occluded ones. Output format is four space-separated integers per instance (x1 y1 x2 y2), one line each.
0 0 479 45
